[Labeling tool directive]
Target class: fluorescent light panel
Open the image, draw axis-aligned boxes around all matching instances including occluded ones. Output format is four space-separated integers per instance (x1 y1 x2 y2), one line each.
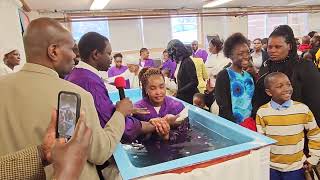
203 0 233 8
90 0 111 10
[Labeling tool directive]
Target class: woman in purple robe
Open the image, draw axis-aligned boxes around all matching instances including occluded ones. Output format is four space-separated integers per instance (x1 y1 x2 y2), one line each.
134 68 189 143
139 48 155 68
107 53 128 77
160 50 176 79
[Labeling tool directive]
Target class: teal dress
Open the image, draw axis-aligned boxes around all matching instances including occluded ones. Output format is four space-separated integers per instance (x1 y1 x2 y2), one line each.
226 68 255 124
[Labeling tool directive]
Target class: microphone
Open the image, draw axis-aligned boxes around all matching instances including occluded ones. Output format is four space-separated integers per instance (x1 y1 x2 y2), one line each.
114 77 126 100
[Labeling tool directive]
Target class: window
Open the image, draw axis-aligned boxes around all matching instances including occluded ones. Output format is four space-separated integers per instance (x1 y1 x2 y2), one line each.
71 19 109 42
171 17 198 44
248 13 309 40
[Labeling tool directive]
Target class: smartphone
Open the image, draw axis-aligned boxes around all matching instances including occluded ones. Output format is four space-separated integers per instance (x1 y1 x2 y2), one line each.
56 91 81 139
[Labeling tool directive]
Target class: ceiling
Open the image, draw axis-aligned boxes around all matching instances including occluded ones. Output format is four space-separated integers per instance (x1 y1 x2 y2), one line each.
25 0 320 11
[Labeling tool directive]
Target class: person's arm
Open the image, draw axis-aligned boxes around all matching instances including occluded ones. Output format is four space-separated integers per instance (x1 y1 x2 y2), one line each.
202 61 208 80
299 60 320 124
215 70 234 122
177 59 199 94
304 109 320 166
0 146 46 180
255 111 266 135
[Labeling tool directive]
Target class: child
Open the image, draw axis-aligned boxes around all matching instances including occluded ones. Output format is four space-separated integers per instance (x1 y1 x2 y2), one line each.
161 69 177 96
193 93 210 112
256 72 320 180
161 50 176 79
139 48 155 68
135 68 189 142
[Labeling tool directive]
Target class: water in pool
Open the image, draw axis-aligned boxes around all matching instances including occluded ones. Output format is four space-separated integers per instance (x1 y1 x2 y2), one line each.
122 120 239 168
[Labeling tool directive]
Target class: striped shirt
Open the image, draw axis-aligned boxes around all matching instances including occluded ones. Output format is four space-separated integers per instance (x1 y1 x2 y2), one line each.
256 100 320 172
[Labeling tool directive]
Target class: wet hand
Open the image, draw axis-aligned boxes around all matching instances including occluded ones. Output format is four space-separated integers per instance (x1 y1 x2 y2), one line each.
116 98 133 117
164 114 178 126
149 118 170 140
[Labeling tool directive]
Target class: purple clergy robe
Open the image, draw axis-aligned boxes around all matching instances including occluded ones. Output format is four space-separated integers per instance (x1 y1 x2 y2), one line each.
108 65 128 78
193 49 208 63
161 59 177 79
66 68 142 142
140 58 155 68
134 96 189 143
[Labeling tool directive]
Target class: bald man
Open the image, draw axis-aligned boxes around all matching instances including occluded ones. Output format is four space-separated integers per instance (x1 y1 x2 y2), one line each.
191 40 208 63
0 17 133 180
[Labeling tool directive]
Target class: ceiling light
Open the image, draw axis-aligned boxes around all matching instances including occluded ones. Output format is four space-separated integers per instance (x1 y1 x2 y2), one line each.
90 0 111 10
203 0 233 8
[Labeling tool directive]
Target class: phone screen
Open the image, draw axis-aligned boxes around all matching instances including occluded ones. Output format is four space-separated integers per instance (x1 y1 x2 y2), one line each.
58 93 78 139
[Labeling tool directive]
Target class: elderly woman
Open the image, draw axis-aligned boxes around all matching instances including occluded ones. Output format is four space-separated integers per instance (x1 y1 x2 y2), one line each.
0 49 20 76
253 25 320 125
166 39 199 104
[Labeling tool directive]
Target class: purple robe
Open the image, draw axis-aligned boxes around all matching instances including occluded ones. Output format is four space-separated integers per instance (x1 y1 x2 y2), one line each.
66 68 141 142
140 58 155 68
193 49 208 63
161 59 176 79
134 96 189 143
108 65 128 77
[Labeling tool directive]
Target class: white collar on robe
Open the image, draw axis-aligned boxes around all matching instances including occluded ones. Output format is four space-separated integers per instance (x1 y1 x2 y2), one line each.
75 61 117 91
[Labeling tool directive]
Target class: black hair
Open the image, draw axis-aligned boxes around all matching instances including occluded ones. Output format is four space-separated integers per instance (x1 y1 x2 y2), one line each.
78 32 109 62
261 38 268 45
253 38 262 43
264 72 287 89
193 93 205 101
140 48 148 55
210 38 223 52
163 50 168 54
113 53 123 59
308 31 317 38
138 67 164 97
269 25 298 61
223 33 249 58
166 39 191 62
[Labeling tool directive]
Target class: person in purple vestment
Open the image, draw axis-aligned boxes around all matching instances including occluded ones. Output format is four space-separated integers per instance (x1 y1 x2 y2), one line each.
65 32 157 143
134 68 189 143
192 40 208 63
160 50 176 79
107 53 128 77
139 48 155 67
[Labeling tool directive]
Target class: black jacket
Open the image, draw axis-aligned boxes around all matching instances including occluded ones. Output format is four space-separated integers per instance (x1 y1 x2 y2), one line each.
176 57 199 104
252 59 320 125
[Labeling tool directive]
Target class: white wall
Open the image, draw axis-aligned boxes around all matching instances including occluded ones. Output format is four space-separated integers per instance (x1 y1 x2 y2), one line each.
0 0 25 68
108 19 144 52
142 18 172 49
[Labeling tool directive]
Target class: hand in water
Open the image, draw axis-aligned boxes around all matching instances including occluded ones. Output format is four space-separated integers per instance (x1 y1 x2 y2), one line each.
149 118 170 140
132 108 150 115
163 114 178 126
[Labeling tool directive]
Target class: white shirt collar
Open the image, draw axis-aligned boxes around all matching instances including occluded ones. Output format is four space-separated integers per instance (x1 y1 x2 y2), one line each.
75 61 102 78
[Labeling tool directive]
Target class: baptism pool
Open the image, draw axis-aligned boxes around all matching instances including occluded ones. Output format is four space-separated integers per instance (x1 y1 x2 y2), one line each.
109 89 275 180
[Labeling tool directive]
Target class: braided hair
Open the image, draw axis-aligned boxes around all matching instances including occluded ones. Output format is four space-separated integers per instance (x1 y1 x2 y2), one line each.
138 67 164 97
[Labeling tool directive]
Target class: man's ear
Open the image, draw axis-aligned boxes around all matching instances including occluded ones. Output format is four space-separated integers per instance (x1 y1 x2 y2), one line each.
265 88 272 97
92 49 99 60
48 44 58 62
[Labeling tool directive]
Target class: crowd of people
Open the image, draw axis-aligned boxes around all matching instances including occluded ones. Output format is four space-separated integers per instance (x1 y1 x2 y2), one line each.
1 17 320 180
